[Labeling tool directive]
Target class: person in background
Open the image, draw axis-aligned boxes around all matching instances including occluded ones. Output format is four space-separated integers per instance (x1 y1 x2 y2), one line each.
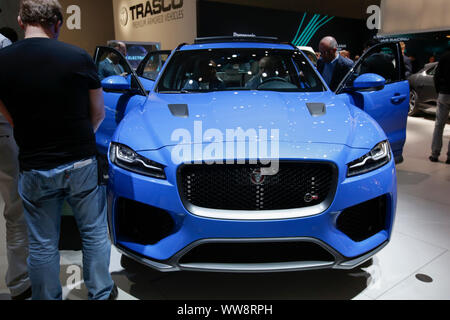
409 55 420 74
339 50 351 60
360 39 396 82
0 0 117 300
245 56 280 89
184 59 225 90
98 41 128 80
0 29 31 300
429 55 436 64
317 36 353 91
430 47 450 164
109 40 127 58
399 42 412 78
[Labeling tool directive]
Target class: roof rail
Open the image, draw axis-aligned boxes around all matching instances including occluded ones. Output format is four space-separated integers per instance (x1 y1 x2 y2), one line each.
194 34 280 45
175 42 188 50
281 41 300 51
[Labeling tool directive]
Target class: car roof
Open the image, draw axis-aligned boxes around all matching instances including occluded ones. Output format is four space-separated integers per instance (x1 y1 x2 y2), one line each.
179 42 295 51
177 36 296 51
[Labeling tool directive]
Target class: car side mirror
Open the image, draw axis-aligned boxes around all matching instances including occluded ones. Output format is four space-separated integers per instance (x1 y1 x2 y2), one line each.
352 73 386 91
101 75 131 90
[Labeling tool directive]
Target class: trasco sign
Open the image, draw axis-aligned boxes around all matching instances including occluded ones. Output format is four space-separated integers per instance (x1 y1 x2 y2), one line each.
130 0 183 19
113 0 196 50
122 0 184 28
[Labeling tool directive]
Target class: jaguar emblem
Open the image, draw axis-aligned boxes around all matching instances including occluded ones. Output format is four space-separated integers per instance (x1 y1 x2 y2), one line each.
250 168 266 185
304 193 319 203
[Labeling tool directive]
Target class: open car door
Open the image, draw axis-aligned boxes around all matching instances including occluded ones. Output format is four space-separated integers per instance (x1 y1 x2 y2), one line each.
336 42 409 163
93 46 147 155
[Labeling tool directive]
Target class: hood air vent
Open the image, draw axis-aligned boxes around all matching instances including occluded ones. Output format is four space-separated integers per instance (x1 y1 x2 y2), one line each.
168 104 189 118
306 103 326 117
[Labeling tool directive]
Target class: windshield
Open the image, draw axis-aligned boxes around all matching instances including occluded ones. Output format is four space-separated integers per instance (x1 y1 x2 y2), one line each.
156 48 326 93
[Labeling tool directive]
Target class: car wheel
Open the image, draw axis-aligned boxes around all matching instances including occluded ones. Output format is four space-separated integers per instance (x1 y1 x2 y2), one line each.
409 89 420 116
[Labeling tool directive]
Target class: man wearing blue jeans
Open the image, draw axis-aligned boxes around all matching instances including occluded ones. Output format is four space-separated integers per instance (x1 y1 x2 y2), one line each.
0 0 116 300
18 158 113 300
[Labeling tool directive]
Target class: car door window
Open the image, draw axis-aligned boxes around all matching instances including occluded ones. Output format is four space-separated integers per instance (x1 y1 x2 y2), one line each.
339 43 402 91
95 47 132 81
94 46 147 96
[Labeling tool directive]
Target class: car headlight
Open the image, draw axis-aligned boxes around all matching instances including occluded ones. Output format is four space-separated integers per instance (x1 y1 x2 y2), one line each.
109 143 166 179
347 141 391 177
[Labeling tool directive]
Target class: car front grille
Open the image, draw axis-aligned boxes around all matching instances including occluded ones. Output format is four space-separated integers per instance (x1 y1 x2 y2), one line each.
179 162 336 211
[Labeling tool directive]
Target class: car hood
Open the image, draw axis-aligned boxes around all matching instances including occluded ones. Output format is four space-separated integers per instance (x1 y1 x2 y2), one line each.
117 91 384 151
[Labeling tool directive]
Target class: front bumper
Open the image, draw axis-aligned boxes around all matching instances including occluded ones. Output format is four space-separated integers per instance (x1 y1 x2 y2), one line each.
115 237 389 273
107 143 397 273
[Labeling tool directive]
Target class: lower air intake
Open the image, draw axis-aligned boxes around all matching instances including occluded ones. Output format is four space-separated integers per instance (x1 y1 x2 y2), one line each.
336 195 388 242
179 241 335 265
116 198 175 245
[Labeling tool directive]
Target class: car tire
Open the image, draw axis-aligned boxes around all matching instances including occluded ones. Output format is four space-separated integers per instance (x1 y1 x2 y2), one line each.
409 89 420 116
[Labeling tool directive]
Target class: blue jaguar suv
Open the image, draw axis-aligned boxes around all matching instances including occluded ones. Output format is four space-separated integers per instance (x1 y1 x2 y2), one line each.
93 36 409 273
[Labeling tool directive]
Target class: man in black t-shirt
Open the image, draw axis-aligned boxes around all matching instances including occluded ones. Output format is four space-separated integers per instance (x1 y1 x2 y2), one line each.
0 0 116 300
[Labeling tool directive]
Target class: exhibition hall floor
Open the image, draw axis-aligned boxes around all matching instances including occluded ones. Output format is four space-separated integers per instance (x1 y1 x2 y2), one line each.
0 115 449 300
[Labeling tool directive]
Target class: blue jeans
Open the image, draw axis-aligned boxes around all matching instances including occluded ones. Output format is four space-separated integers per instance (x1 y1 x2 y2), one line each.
18 158 114 300
431 94 450 159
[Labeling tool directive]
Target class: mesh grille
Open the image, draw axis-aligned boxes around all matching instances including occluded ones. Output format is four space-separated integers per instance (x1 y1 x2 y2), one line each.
179 162 335 211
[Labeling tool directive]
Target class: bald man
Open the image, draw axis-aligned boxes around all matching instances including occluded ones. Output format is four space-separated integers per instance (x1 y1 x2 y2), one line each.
317 36 353 91
110 40 127 57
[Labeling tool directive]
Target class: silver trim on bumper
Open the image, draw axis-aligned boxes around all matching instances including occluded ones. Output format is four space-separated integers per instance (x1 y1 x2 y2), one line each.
116 237 389 273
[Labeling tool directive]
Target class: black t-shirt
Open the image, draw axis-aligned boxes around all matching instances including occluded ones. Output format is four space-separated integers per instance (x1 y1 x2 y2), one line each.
0 38 101 171
435 51 450 94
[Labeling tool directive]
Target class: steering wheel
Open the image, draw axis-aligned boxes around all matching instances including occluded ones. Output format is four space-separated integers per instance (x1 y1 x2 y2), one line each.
256 77 289 89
